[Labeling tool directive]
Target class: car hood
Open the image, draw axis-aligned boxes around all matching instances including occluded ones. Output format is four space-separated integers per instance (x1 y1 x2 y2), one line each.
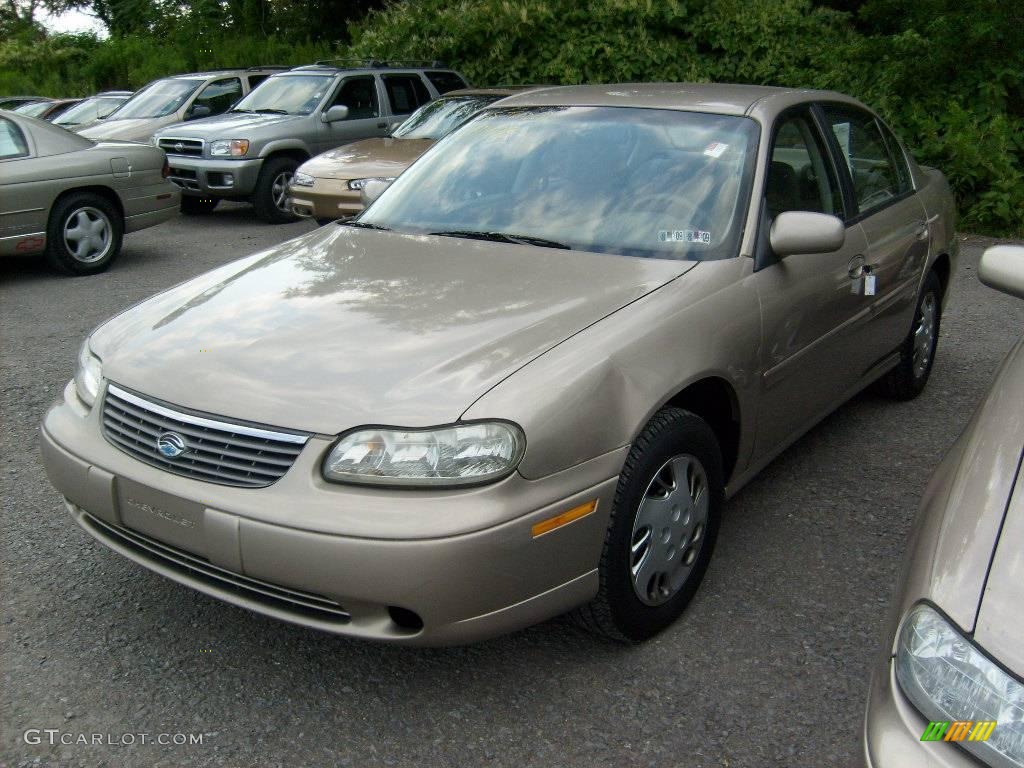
156 112 306 138
91 225 694 434
973 457 1024 676
79 117 168 143
299 137 435 180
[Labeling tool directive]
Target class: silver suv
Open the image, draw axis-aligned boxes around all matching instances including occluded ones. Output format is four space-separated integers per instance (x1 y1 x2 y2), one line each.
152 60 469 222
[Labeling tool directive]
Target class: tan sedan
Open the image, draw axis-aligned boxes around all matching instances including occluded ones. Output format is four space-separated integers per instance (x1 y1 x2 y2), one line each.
288 88 527 222
41 84 955 644
863 245 1024 768
0 110 179 274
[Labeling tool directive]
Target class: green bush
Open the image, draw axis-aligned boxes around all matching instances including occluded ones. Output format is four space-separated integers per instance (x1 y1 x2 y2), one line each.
1 0 1021 234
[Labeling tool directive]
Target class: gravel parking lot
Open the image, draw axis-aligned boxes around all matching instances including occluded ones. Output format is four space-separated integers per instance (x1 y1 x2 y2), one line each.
2 206 1021 768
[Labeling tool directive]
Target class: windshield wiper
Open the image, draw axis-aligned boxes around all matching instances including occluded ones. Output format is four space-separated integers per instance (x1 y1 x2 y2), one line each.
252 108 288 115
344 220 391 231
228 108 253 113
428 230 571 250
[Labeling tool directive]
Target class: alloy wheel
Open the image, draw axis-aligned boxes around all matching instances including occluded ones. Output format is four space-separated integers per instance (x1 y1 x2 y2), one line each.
912 291 937 379
271 171 293 213
63 206 112 264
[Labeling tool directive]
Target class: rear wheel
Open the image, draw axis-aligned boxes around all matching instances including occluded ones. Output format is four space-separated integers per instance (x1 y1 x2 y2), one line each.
45 192 123 276
573 407 724 642
180 196 219 215
881 270 942 400
253 157 300 224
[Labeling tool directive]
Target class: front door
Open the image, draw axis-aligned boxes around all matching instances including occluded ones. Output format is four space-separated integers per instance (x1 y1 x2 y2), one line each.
316 75 388 154
752 108 871 459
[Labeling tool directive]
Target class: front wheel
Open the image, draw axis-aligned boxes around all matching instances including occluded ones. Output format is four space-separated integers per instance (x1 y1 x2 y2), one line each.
880 270 942 400
253 157 300 224
573 407 724 642
45 192 123 276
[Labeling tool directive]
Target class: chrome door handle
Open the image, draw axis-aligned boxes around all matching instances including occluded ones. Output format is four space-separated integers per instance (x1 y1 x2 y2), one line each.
848 254 866 279
377 121 387 129
914 221 930 241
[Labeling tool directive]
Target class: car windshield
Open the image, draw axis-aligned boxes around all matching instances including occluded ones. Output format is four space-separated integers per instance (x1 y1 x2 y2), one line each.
13 101 53 117
230 74 333 116
392 95 503 140
54 96 127 126
362 106 760 261
110 79 202 119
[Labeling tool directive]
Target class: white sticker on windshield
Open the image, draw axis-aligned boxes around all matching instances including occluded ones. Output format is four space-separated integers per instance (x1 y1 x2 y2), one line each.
659 229 712 245
703 142 729 158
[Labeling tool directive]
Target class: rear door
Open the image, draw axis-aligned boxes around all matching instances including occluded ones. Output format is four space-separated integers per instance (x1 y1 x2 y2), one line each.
819 105 929 369
316 75 388 153
753 107 871 457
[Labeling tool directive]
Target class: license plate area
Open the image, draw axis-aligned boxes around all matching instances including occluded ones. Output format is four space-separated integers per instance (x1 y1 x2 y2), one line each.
116 477 206 557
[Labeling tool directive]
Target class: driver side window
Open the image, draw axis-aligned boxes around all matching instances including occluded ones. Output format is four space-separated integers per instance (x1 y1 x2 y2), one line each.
193 77 242 117
766 114 842 219
330 77 379 120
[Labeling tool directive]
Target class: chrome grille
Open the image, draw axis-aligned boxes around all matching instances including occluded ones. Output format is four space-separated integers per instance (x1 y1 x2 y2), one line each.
158 136 204 157
102 384 308 488
81 512 350 623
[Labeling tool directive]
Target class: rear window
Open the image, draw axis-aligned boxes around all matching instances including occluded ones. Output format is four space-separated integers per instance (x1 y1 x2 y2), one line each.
426 71 468 94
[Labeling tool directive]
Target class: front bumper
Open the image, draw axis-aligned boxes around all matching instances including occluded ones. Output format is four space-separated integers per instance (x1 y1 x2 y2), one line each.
40 382 621 645
165 156 263 198
864 659 979 768
289 177 362 220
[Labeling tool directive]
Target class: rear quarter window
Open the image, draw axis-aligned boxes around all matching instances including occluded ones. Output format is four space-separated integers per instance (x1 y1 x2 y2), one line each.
0 118 29 160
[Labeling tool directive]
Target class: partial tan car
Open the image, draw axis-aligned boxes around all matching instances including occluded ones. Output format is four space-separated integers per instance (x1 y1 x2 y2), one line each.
289 88 527 222
863 245 1024 768
41 84 955 644
78 68 285 144
0 110 180 275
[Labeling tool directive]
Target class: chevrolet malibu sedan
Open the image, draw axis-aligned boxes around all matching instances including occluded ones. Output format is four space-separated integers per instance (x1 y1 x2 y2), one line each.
0 110 180 274
863 245 1024 768
41 84 956 644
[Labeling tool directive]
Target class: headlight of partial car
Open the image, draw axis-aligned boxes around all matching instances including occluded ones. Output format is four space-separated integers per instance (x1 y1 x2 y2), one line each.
74 339 102 408
896 603 1024 767
322 422 525 487
291 171 315 187
209 139 250 157
347 176 396 191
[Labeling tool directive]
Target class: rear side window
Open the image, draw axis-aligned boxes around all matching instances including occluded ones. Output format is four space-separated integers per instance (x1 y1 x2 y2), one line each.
194 77 243 116
822 106 906 213
0 118 29 160
426 71 468 94
332 76 380 119
383 74 431 115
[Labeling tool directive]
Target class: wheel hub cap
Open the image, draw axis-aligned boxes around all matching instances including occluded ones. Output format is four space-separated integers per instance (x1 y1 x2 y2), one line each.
912 292 937 379
272 171 293 212
630 454 710 606
63 207 111 263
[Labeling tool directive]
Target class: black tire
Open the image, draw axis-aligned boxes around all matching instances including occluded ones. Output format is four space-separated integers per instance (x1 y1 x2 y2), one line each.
573 407 724 642
253 156 300 224
44 192 123 276
880 270 942 400
180 196 219 215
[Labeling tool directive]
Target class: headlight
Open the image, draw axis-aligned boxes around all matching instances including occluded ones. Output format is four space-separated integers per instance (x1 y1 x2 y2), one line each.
347 176 396 191
896 603 1024 767
322 422 525 487
74 339 102 407
210 139 249 157
291 171 315 187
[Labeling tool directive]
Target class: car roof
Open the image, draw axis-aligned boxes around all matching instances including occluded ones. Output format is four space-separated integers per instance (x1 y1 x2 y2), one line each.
443 87 535 98
95 91 133 97
495 82 858 116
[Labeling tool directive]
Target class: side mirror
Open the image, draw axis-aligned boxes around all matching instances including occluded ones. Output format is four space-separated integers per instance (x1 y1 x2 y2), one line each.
187 103 211 120
769 211 845 257
979 245 1024 300
360 178 392 207
322 105 349 123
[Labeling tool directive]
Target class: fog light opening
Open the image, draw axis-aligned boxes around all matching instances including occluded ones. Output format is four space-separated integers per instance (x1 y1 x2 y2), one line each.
387 606 424 633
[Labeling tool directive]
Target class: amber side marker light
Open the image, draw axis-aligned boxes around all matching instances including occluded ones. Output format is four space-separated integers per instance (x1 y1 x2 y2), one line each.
532 499 598 538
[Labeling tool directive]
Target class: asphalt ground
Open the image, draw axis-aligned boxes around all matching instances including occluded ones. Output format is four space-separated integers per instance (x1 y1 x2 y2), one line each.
2 205 1022 768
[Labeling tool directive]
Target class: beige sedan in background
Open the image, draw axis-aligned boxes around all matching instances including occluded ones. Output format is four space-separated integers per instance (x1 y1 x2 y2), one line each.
864 245 1024 768
0 110 179 274
41 84 955 644
289 87 529 222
